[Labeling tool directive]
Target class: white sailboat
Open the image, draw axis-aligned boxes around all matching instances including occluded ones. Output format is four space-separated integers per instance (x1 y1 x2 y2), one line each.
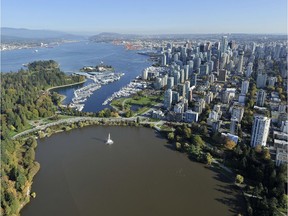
106 133 114 145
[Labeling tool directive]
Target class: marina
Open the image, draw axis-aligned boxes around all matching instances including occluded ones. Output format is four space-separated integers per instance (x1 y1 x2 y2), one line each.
69 71 125 111
102 78 148 105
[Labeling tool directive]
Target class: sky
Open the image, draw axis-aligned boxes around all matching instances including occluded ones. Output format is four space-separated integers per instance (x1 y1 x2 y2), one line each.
1 0 287 35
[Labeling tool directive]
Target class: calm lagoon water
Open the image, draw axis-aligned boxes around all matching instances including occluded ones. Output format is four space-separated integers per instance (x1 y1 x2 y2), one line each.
21 126 244 216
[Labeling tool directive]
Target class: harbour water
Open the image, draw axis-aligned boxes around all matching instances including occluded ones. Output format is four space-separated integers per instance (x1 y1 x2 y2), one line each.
21 126 244 216
1 41 151 112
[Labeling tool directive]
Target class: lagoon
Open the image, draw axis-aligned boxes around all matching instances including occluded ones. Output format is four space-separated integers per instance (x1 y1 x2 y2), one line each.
22 126 244 216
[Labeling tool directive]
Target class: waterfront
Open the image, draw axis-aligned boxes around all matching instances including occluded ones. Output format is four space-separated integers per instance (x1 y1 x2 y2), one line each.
1 41 151 112
21 126 244 216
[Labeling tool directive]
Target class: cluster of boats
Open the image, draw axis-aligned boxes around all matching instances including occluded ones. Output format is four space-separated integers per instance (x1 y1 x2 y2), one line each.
69 72 125 111
102 80 148 105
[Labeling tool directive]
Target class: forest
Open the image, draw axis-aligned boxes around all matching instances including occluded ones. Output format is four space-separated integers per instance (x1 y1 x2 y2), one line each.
1 60 85 215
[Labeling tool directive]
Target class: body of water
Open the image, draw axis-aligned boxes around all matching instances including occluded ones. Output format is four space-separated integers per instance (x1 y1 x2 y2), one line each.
21 126 244 216
1 42 151 112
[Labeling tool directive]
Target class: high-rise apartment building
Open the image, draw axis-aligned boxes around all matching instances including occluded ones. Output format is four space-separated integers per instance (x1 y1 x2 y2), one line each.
250 115 270 147
164 89 172 109
256 89 266 107
241 80 250 95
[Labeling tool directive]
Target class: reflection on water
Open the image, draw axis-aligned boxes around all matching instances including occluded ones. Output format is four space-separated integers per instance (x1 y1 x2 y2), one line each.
22 126 244 216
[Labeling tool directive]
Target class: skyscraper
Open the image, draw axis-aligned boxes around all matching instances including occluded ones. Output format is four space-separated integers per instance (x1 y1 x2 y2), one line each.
142 68 148 80
174 71 180 85
191 73 198 86
237 50 244 74
167 76 174 89
241 80 250 95
230 117 239 135
180 69 185 83
164 89 172 109
221 36 228 53
177 83 185 98
184 81 190 100
245 62 253 77
161 53 167 66
250 115 270 147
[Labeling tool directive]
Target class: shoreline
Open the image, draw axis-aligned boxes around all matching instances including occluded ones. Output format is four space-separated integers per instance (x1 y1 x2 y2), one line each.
18 120 246 215
46 79 87 92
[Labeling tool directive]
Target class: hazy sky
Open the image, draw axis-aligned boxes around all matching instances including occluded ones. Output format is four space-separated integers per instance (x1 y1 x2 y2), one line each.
2 0 287 34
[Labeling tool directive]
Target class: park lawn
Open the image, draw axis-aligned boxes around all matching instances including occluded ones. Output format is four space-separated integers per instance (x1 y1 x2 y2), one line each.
111 98 126 108
129 95 162 106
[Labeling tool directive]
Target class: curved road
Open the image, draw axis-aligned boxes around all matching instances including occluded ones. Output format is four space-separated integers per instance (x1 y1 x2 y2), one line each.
12 116 137 139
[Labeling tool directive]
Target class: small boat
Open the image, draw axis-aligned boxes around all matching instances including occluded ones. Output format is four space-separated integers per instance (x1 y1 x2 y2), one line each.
106 133 114 145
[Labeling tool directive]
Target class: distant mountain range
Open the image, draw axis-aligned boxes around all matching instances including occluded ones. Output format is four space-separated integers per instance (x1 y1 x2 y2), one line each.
1 27 84 42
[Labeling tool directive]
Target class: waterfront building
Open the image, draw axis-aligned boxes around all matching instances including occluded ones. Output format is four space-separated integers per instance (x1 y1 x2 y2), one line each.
241 80 249 95
164 89 173 109
152 110 165 120
250 115 271 147
256 89 266 107
184 110 199 123
222 133 239 144
142 69 148 80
